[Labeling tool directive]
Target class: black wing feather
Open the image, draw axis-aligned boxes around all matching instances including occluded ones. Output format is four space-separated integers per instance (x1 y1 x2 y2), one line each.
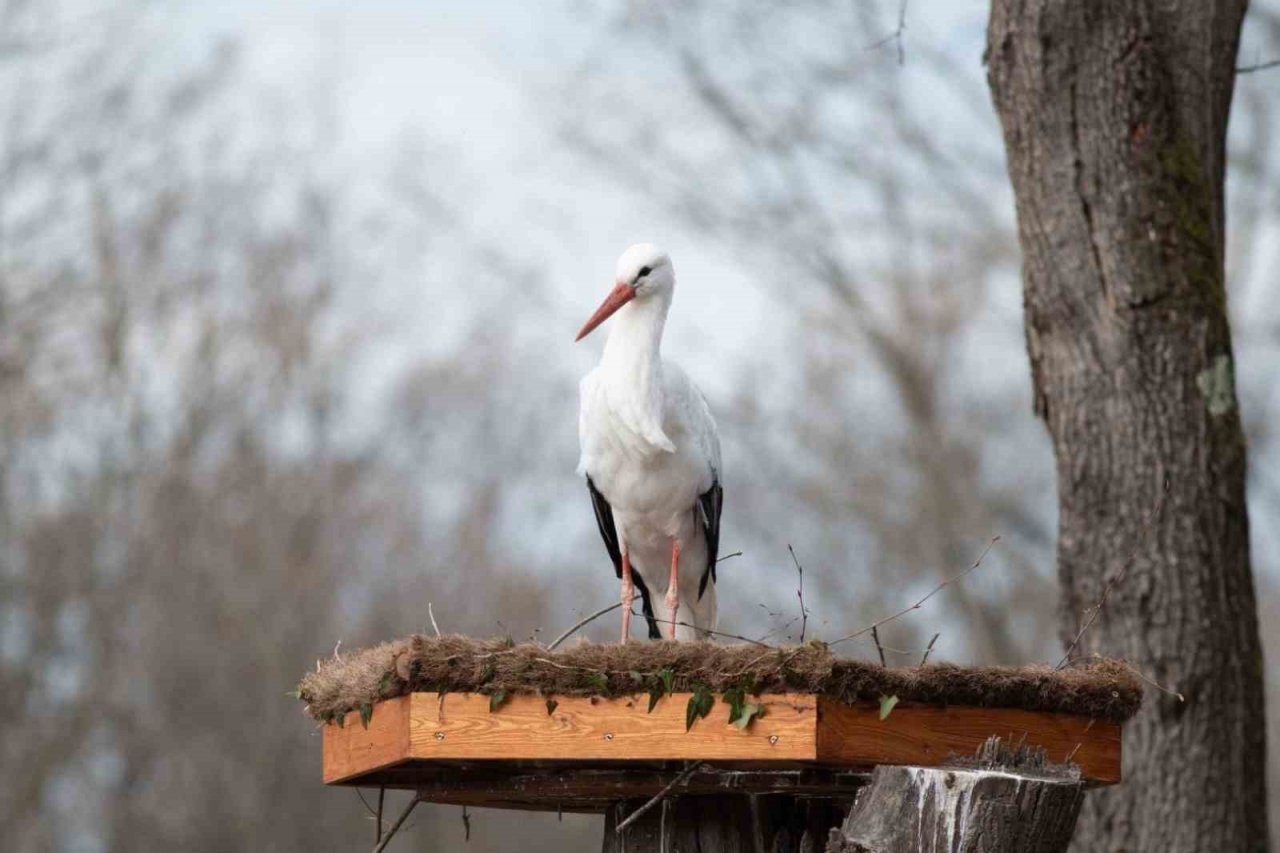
586 476 661 639
696 475 723 600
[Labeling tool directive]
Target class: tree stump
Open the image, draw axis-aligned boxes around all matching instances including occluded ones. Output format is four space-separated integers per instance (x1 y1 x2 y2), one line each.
825 739 1084 853
603 794 847 853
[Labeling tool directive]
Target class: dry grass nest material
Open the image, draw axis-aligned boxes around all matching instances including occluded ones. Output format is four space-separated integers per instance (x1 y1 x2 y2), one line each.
297 635 1143 725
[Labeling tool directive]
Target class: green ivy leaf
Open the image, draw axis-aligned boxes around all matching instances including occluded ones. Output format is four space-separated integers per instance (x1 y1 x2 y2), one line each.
334 711 345 729
658 667 675 695
489 691 508 712
588 672 609 694
359 703 374 729
546 698 558 716
377 671 395 698
647 685 663 714
629 670 644 684
286 689 302 700
685 685 714 731
723 687 746 725
479 662 496 684
733 703 765 730
878 695 899 721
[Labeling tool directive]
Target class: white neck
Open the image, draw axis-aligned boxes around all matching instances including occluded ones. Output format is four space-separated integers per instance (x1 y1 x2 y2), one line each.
598 291 674 450
601 291 670 376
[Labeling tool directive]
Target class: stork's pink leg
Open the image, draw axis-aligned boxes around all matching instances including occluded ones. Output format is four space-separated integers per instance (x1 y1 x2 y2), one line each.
665 540 681 640
620 551 634 644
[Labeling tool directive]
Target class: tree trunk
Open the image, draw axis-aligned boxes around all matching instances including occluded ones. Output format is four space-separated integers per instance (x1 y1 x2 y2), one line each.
985 2 1269 851
826 765 1083 853
603 795 845 853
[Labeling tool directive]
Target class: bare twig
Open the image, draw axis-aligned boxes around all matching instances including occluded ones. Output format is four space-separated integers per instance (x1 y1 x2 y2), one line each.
1056 483 1168 669
919 633 940 666
428 603 442 638
376 787 385 844
829 536 1000 648
1121 662 1185 703
788 545 809 643
461 805 471 841
1064 653 1185 703
870 626 887 667
717 550 743 563
643 610 769 647
1238 58 1280 74
372 795 420 853
547 602 622 650
615 762 705 834
868 0 910 64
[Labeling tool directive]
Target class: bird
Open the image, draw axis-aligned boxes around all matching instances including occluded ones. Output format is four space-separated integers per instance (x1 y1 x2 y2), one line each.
575 243 723 642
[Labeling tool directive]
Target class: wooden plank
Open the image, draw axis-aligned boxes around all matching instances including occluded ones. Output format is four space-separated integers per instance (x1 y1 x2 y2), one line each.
322 695 412 784
407 692 818 761
816 699 1121 785
353 765 868 813
320 692 1123 794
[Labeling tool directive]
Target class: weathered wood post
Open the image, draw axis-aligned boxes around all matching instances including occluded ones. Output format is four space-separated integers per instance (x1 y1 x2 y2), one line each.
824 738 1084 853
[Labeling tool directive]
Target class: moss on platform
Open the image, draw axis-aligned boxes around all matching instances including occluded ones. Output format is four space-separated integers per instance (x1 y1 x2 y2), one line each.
297 635 1143 726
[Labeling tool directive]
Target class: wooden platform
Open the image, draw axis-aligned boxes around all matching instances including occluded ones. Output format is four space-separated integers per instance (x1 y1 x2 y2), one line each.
321 692 1121 811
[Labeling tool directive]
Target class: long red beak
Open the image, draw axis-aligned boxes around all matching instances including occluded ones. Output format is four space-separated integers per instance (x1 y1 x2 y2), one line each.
575 283 635 342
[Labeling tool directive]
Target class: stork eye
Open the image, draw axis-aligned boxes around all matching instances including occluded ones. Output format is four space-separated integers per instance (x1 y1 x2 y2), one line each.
637 265 652 279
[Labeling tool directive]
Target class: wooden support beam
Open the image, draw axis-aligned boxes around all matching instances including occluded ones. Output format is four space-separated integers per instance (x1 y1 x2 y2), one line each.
603 794 847 853
825 739 1085 852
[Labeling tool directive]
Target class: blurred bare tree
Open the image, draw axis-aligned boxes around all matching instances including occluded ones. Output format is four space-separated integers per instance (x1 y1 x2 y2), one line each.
0 1 596 850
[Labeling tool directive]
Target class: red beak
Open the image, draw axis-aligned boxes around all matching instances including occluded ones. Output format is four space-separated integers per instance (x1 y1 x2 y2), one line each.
575 283 635 342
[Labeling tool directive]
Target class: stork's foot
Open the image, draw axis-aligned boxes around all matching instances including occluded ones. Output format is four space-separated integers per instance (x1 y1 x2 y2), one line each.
666 540 681 641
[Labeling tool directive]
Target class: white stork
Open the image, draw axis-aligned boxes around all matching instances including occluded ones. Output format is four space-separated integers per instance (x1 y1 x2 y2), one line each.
575 244 723 642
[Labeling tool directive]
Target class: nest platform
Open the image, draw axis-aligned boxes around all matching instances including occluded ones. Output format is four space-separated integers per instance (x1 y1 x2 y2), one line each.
299 636 1140 813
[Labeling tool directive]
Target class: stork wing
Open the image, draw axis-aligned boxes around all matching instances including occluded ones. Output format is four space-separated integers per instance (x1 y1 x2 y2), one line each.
696 474 723 600
586 476 660 639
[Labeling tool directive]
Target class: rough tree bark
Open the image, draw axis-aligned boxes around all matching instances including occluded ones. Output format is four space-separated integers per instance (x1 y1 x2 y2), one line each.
985 2 1269 851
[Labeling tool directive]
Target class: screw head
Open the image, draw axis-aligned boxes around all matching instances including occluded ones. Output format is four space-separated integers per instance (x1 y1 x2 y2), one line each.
768 735 779 745
435 731 446 741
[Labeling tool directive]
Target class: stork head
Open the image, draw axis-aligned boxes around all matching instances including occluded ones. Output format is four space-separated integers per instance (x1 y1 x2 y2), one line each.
575 244 673 342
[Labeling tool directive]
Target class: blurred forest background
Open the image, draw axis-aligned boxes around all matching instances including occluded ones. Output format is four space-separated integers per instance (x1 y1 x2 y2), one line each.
1 0 1276 850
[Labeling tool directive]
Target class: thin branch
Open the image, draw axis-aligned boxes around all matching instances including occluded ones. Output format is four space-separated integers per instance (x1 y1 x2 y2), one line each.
870 626 887 667
919 633 940 666
428 603 442 638
615 762 705 834
642 610 770 647
1056 483 1168 669
1238 58 1280 74
868 0 910 64
461 805 471 841
355 788 377 820
376 787 385 844
372 795 421 853
1117 660 1185 703
716 550 743 563
1065 653 1185 703
829 536 1000 648
788 545 809 643
547 602 621 650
